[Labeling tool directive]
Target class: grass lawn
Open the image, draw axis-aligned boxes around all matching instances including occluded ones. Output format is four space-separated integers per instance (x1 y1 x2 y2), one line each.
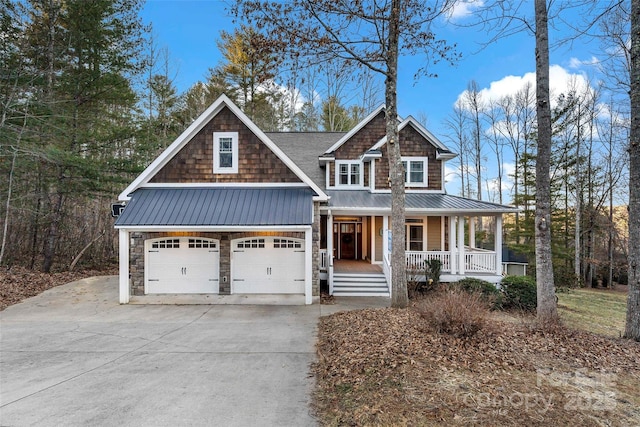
313 288 640 426
557 286 627 338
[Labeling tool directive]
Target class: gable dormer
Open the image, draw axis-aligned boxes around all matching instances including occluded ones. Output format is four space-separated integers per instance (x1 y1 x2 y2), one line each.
369 116 456 192
319 106 387 190
371 116 456 193
319 106 457 193
119 94 327 201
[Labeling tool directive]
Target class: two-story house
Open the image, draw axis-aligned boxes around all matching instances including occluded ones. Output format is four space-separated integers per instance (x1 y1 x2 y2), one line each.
115 94 517 304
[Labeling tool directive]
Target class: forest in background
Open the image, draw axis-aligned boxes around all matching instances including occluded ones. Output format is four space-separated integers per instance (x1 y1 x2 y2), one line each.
0 0 632 289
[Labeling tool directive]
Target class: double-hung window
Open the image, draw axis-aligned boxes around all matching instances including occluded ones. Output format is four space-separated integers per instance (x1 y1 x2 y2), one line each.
405 219 424 251
213 132 238 173
402 157 428 187
335 161 362 187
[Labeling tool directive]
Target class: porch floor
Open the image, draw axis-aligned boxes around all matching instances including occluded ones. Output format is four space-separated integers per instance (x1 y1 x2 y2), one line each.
333 260 383 274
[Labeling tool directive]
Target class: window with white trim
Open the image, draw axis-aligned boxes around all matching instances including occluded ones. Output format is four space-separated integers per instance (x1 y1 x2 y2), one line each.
405 219 424 251
213 132 238 173
402 157 428 186
335 161 362 186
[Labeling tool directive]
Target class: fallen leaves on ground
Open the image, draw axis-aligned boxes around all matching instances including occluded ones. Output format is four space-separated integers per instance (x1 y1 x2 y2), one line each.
0 266 116 311
312 307 640 426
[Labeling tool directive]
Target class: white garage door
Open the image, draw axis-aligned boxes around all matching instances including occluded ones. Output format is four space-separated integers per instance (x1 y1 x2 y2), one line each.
146 237 220 294
232 237 305 294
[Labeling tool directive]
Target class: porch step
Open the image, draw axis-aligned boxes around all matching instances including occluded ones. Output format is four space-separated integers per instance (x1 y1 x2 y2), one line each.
332 273 389 297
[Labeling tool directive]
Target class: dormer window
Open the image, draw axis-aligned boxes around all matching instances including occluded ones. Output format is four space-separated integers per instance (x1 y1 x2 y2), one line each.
336 161 362 187
402 157 428 187
213 131 238 173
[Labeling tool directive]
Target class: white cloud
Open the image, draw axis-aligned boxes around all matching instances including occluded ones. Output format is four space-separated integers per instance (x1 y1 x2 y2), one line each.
455 64 594 110
447 0 485 20
568 56 600 70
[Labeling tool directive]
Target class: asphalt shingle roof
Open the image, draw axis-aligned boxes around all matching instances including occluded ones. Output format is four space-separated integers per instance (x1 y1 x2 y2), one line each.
266 132 345 190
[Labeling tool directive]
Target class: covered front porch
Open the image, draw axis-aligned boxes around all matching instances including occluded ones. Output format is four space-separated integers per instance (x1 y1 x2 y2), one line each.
319 213 508 296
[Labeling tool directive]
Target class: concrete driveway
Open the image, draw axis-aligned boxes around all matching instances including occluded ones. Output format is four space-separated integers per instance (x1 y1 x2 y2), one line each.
0 276 389 426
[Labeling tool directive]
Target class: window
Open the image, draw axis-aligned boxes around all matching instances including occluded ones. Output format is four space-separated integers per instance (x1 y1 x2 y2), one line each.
274 238 302 249
237 238 265 249
335 161 362 186
151 239 180 249
188 239 217 249
402 157 428 186
406 224 424 251
213 132 238 173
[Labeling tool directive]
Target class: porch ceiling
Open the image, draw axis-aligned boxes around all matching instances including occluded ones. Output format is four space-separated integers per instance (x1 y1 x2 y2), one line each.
325 190 518 214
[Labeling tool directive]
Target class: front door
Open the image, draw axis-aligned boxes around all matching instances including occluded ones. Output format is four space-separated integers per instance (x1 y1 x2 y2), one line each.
340 223 356 259
334 221 363 260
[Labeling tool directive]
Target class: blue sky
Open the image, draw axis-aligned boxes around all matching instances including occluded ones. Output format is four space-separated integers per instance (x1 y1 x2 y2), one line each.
140 0 599 134
140 0 612 199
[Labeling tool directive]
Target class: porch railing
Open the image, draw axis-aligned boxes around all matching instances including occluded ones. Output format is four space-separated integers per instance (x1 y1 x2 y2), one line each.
405 250 497 274
406 251 451 272
383 254 392 288
464 251 496 273
319 249 328 270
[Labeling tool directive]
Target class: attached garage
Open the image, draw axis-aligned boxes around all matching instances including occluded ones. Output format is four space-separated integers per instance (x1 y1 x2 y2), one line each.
145 237 220 294
116 187 318 304
232 237 305 294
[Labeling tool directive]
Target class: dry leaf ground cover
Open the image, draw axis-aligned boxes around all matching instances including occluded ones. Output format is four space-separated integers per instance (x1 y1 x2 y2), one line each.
0 266 116 310
312 302 640 426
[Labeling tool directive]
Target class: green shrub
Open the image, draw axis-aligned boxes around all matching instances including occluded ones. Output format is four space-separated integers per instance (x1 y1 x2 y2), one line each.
456 278 502 309
425 258 442 286
501 275 537 311
415 289 491 338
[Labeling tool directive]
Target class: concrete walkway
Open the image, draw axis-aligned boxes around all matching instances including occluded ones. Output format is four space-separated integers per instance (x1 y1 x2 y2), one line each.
0 276 389 426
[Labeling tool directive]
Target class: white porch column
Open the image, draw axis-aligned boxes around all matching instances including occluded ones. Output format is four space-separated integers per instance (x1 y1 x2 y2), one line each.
441 215 446 251
495 215 503 275
469 217 476 249
118 229 130 304
327 211 334 295
305 226 312 304
448 215 457 274
370 215 376 262
383 215 389 261
458 216 466 275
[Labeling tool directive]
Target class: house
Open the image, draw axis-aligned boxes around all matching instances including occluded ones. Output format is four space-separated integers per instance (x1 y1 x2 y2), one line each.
114 94 518 304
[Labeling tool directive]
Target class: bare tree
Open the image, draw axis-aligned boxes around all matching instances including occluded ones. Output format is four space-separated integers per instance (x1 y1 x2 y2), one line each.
443 100 470 197
625 0 639 340
534 0 558 322
233 0 459 307
484 99 505 204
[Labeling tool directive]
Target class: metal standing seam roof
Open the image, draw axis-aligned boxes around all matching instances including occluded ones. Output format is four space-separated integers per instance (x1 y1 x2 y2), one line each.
326 190 519 213
114 187 314 227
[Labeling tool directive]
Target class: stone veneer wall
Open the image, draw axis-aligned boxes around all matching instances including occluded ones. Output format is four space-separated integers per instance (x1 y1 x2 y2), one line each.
128 230 314 297
312 201 321 296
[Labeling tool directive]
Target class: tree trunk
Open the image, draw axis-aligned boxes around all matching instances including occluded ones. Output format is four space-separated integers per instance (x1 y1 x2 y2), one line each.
42 191 64 273
0 149 16 265
534 0 558 322
624 0 640 340
387 0 407 308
